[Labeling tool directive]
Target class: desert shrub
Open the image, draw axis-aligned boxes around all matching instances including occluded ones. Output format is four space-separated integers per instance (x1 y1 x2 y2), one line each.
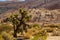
30 33 47 40
0 35 4 40
33 24 40 27
24 24 47 40
0 23 13 33
55 24 60 29
52 29 60 36
0 32 14 40
45 28 54 33
1 32 14 40
29 24 41 30
9 31 14 35
47 24 58 28
23 24 41 39
0 22 14 40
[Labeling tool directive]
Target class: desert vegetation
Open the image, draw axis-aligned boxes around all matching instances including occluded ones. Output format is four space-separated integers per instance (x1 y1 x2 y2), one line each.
0 8 60 40
0 8 48 40
0 0 60 40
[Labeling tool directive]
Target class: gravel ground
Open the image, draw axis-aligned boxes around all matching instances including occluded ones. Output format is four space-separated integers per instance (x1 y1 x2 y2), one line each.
46 36 60 40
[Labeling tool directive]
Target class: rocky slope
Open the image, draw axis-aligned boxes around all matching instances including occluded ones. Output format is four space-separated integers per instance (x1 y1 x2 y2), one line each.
0 0 60 23
0 0 60 13
0 8 60 24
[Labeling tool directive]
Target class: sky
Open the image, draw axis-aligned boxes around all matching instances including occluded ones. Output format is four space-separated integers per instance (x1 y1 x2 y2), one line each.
0 0 6 1
0 0 25 1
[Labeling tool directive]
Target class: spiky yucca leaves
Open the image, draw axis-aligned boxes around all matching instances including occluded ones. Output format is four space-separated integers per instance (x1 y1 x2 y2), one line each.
8 14 19 37
8 8 32 37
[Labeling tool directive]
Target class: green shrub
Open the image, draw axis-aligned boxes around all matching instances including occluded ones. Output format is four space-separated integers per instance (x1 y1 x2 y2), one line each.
0 35 4 40
29 24 40 27
1 32 14 40
30 33 47 40
30 30 47 40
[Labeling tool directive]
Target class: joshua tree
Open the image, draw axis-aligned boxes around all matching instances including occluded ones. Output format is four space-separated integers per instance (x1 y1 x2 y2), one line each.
8 8 32 37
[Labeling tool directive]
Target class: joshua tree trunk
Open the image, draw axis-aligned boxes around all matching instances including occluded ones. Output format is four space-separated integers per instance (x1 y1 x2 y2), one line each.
13 25 17 37
14 30 17 37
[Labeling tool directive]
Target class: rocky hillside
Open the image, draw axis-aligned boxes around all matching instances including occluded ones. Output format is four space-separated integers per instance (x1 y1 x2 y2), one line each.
28 9 60 23
0 8 60 24
0 0 60 23
0 0 60 13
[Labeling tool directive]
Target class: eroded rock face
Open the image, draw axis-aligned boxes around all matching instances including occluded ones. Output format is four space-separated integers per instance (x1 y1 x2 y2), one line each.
27 9 60 23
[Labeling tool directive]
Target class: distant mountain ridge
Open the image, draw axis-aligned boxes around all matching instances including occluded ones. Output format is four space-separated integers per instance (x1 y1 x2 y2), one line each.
0 0 60 20
0 0 60 13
